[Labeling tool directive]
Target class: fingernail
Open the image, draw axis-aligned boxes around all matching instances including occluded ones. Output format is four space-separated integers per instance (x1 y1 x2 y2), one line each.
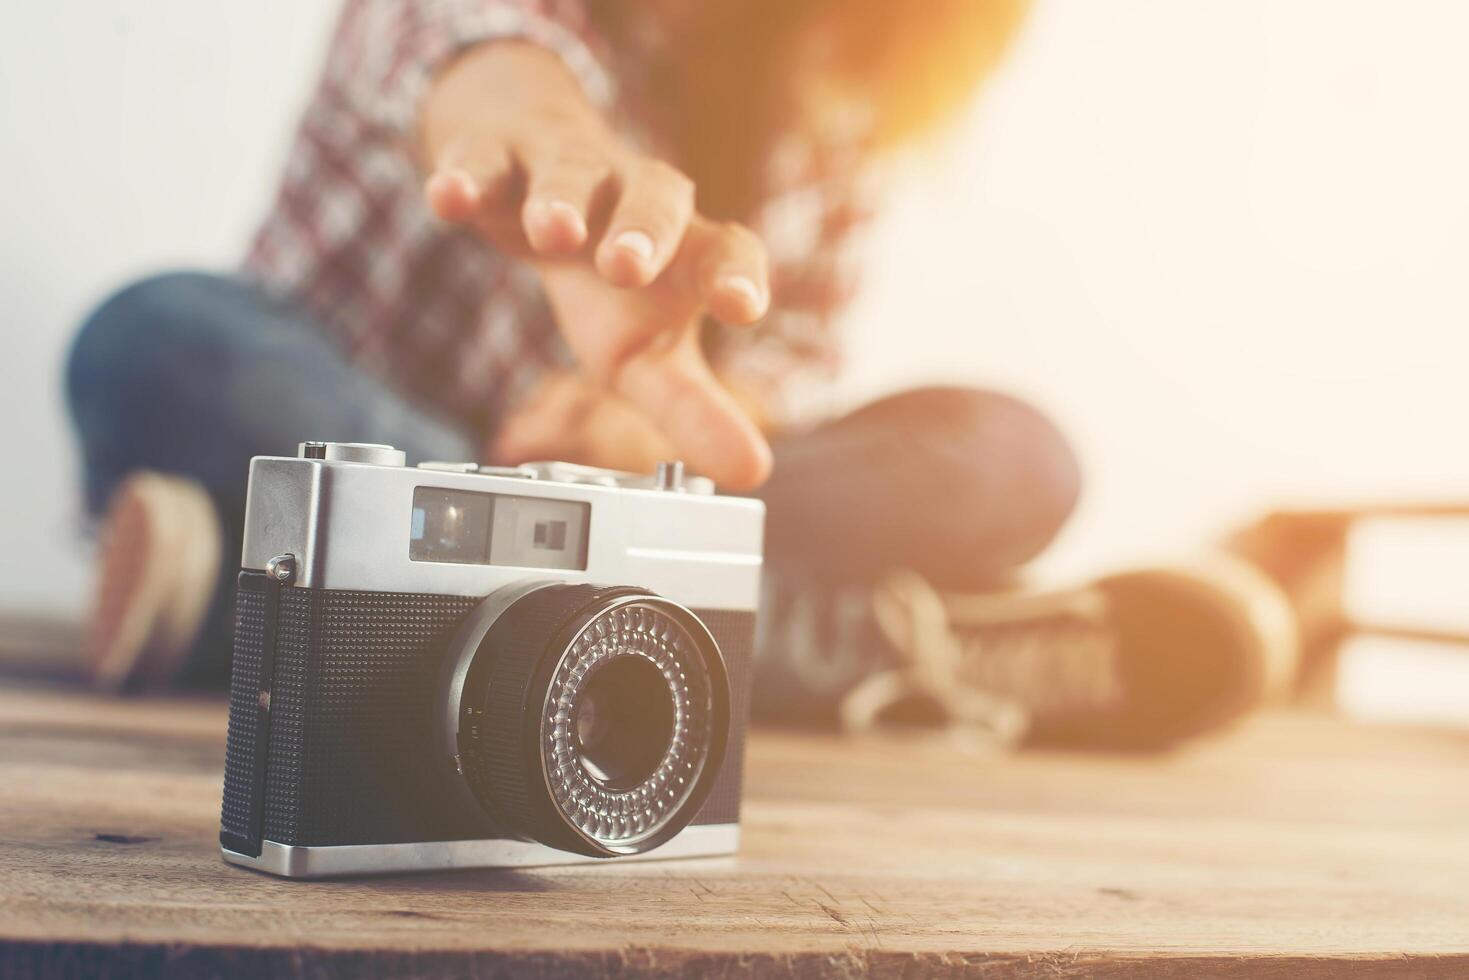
427 169 471 201
614 230 656 263
718 274 765 309
448 168 477 194
536 199 586 236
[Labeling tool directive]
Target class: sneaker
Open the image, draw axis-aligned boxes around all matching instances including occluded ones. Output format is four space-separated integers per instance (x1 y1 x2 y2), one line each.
88 472 221 691
841 554 1300 748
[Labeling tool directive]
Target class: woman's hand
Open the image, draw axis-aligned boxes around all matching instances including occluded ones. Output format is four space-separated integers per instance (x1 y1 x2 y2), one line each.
420 41 772 490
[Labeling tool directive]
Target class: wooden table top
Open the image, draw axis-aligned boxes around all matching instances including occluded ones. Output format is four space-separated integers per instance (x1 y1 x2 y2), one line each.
2 682 1466 978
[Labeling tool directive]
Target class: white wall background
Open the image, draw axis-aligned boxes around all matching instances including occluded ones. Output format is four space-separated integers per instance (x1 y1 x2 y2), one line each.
2 0 1467 617
0 1 339 613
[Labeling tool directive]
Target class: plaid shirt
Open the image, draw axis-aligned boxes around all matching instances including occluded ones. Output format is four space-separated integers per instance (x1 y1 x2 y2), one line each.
246 0 877 437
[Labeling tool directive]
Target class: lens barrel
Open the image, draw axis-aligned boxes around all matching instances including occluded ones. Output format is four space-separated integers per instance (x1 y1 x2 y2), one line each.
448 584 730 857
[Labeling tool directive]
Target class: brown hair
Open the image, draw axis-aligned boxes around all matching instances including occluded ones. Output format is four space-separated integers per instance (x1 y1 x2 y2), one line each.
593 0 1030 218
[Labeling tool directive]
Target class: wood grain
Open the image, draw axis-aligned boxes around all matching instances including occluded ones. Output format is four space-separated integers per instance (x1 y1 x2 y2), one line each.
1 682 1467 978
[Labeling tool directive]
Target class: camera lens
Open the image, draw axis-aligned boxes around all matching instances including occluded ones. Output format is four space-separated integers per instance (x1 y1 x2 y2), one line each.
446 584 730 857
573 656 675 789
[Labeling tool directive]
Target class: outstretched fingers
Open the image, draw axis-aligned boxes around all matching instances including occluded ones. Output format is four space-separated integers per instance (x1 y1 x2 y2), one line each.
520 146 612 256
425 136 517 224
686 218 770 325
595 160 695 288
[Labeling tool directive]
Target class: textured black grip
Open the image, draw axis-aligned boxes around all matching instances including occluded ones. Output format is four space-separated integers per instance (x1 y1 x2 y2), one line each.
219 577 271 854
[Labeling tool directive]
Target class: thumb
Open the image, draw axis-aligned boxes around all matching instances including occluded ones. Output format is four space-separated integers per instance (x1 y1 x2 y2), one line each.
615 336 773 491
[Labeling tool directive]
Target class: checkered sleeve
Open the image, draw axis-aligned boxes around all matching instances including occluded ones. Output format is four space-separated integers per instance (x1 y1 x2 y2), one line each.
326 0 615 139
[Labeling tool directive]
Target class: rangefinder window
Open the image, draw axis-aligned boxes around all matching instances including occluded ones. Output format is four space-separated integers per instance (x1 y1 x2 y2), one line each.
410 487 590 570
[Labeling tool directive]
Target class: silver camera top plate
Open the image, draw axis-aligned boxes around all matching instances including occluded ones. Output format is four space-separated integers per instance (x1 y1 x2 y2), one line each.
242 443 763 610
415 459 715 495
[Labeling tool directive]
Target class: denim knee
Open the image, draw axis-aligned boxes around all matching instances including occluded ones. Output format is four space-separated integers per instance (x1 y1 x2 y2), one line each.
67 272 233 509
848 386 1081 584
69 273 213 423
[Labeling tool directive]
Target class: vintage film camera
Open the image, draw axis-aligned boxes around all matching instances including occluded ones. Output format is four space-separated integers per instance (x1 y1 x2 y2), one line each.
219 442 761 878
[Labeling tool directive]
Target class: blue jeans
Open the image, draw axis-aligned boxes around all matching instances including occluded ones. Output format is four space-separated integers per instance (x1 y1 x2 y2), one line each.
67 272 1080 716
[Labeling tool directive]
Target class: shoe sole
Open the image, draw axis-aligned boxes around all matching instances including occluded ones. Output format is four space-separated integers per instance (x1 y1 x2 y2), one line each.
89 473 221 691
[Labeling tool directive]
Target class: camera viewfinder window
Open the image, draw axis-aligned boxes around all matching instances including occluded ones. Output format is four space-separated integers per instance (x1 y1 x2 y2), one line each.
534 520 567 551
410 487 589 570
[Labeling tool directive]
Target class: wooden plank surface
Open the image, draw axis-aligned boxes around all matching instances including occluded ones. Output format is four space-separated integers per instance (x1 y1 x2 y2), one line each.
2 682 1467 978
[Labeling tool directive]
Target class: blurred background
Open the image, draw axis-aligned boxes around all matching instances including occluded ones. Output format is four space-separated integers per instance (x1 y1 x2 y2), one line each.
2 1 1466 721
